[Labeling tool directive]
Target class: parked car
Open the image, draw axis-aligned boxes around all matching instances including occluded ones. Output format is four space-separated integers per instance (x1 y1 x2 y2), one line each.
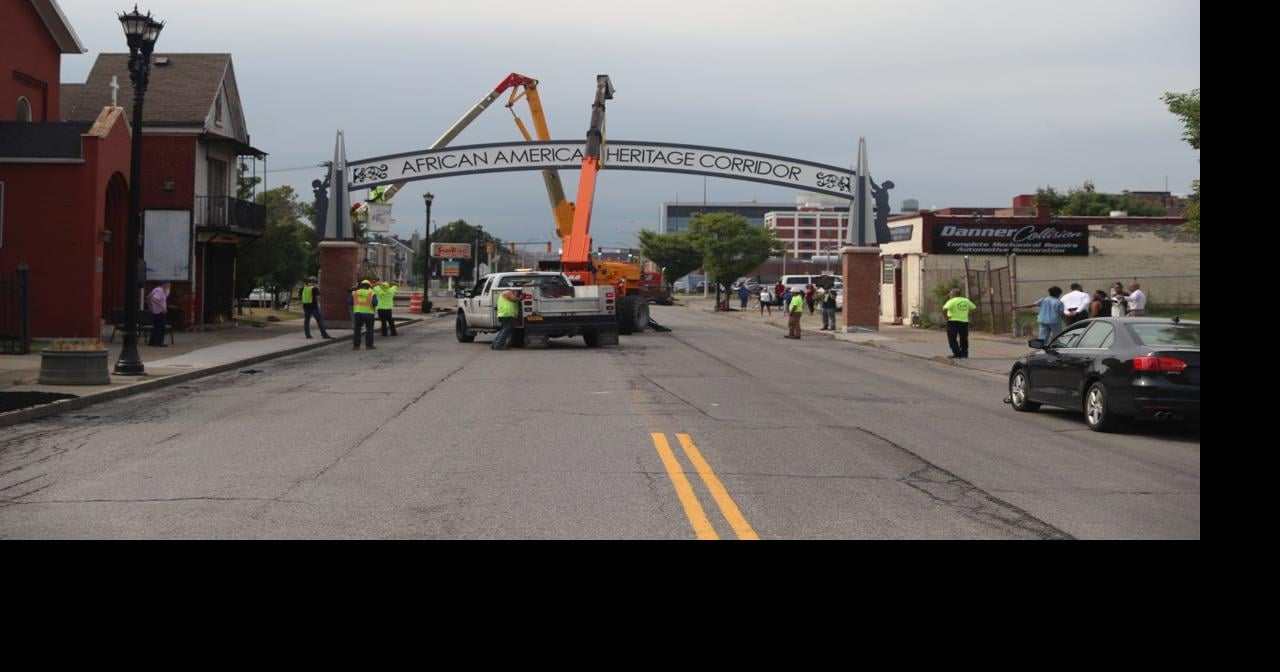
245 287 290 308
781 274 842 294
1006 317 1200 432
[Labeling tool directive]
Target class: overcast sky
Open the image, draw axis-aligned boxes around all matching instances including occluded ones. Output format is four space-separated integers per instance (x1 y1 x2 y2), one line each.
55 0 1200 246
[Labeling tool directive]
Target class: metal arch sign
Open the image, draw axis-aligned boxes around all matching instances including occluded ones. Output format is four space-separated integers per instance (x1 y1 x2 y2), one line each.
346 140 857 199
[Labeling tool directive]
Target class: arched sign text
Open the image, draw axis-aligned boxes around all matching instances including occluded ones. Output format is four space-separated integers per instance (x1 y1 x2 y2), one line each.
347 140 858 200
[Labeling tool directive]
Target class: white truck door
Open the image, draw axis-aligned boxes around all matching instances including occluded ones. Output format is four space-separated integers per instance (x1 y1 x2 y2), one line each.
473 278 496 328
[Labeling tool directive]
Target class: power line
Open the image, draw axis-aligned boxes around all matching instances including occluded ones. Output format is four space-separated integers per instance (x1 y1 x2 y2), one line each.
263 163 329 174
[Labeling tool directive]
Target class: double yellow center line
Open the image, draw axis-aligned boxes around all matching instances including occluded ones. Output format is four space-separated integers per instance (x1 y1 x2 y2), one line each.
651 432 759 540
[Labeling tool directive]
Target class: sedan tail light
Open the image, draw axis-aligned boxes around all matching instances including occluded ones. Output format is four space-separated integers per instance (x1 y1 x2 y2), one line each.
1133 356 1189 373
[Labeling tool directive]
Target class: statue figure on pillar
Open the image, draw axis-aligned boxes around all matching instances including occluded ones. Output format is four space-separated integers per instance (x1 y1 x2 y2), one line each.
870 178 895 245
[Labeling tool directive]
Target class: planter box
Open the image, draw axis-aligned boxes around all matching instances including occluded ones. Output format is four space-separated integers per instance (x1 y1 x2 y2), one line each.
38 350 111 386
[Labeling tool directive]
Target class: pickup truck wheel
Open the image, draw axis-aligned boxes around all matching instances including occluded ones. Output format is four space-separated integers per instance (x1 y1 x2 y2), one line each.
584 330 601 348
455 313 476 343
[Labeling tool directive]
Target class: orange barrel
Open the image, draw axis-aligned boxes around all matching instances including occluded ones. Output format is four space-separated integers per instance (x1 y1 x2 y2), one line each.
409 293 423 313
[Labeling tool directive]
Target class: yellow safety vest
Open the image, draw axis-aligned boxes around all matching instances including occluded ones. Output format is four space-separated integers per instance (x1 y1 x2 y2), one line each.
353 288 376 315
497 292 520 318
302 286 315 304
375 286 395 309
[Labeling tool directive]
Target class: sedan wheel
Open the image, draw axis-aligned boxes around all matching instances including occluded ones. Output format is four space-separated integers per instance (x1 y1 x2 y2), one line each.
1084 382 1118 432
1009 370 1040 412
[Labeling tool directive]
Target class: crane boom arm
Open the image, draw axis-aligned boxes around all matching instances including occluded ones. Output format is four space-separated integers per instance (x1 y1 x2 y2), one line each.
506 79 576 243
381 73 538 202
562 75 615 267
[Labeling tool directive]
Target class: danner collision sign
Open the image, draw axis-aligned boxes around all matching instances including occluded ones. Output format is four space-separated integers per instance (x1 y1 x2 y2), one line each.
930 223 1089 255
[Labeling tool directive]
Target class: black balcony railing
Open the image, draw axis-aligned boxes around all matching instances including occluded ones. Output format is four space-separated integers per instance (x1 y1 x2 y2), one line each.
195 195 266 236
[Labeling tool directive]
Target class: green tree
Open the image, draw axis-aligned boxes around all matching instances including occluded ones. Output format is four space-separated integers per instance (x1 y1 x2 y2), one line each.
236 161 262 201
236 186 314 308
1183 180 1200 236
1162 89 1200 151
1163 88 1200 236
686 212 782 304
637 229 702 286
1033 181 1168 217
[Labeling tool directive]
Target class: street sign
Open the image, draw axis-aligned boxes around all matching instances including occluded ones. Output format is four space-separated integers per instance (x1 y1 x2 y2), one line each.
366 203 393 232
432 243 472 259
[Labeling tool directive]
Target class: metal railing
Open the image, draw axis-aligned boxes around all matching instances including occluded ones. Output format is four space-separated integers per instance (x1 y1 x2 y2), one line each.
194 195 266 235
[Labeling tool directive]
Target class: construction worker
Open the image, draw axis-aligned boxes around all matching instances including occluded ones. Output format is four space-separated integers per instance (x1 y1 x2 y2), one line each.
300 277 334 340
349 279 378 350
492 283 523 351
375 280 398 337
785 287 805 339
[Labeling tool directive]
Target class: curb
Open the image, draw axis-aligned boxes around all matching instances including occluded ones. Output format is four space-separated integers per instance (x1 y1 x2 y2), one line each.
0 316 431 428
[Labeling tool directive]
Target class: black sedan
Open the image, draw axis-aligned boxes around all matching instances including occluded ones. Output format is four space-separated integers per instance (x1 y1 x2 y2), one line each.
1007 317 1200 432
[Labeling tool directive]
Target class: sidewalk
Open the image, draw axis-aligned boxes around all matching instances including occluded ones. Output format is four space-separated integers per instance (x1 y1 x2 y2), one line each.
0 309 444 426
679 295 1030 377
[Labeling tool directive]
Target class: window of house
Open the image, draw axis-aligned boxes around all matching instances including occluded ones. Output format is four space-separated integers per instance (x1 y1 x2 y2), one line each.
17 97 32 122
215 91 224 126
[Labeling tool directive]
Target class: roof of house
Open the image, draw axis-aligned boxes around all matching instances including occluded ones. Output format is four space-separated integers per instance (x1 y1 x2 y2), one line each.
29 0 86 54
61 53 262 156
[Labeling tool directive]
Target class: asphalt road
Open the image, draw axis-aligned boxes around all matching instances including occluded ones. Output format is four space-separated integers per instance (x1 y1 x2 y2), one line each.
0 305 1200 539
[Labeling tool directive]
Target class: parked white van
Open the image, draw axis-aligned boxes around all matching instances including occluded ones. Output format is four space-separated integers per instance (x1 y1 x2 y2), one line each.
780 274 843 293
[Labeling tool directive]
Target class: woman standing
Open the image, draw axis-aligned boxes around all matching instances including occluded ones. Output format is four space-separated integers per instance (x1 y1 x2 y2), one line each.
1109 282 1128 317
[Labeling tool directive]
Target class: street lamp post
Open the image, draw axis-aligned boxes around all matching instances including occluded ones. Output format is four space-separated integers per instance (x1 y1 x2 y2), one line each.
114 6 163 376
475 224 484 286
423 192 433 294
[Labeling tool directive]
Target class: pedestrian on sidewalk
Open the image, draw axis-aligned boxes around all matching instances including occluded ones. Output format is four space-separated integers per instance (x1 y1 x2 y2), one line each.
759 287 773 315
942 288 977 359
774 281 785 306
349 280 378 350
1015 286 1065 342
147 282 171 346
805 284 817 314
785 288 805 339
821 289 838 330
737 285 750 310
1127 283 1147 316
1062 283 1092 326
300 277 333 340
376 280 399 337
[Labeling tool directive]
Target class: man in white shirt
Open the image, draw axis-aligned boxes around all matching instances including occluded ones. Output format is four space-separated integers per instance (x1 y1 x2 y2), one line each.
1061 283 1092 325
1127 283 1147 316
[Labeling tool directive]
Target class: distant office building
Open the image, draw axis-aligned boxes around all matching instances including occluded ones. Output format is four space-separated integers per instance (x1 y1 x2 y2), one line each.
658 201 790 233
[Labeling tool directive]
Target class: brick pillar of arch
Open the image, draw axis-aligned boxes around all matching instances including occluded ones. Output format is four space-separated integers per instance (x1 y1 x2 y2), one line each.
841 246 881 332
318 241 360 328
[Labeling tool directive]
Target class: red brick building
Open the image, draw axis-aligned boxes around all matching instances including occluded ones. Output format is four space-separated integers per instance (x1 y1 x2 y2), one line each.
63 52 267 329
1 0 133 338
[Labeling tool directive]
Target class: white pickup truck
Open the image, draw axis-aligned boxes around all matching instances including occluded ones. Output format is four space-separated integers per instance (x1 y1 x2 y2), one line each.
455 272 619 348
